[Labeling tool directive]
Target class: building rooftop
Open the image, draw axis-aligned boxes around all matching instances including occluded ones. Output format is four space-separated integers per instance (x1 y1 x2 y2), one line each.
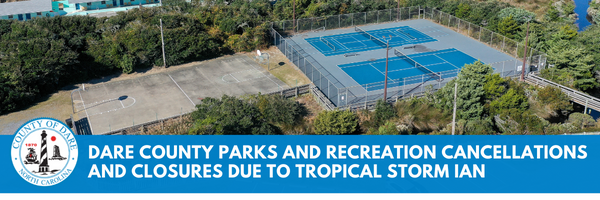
0 0 52 16
68 0 115 4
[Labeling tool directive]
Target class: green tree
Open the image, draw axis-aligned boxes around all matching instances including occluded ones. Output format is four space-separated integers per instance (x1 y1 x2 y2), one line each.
489 88 529 115
545 40 597 90
189 95 278 135
377 121 399 135
497 109 547 135
567 113 596 130
374 99 396 126
483 74 507 100
455 3 471 19
313 110 358 135
536 86 573 115
497 15 519 38
497 7 535 24
253 94 305 127
435 61 493 120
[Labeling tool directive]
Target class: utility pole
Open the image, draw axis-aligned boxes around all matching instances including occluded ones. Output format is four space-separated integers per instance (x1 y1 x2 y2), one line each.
293 0 296 33
160 19 167 68
452 82 458 135
521 16 532 81
383 36 391 101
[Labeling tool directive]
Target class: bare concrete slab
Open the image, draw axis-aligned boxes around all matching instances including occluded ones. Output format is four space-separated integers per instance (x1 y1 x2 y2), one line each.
72 55 287 135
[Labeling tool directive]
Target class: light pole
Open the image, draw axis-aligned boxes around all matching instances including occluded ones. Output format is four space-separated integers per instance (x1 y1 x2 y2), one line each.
397 0 400 21
521 16 533 81
160 18 166 68
452 82 457 135
382 35 392 101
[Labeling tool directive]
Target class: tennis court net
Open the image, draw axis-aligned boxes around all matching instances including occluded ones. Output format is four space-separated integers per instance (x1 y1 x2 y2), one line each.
355 26 387 47
320 36 336 51
394 48 442 81
396 29 417 40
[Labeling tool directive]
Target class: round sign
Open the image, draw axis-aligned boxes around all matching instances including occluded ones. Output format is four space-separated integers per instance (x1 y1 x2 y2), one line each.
11 118 78 186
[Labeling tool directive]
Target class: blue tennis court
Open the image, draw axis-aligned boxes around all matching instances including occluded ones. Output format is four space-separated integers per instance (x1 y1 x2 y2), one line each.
338 48 479 91
306 26 437 56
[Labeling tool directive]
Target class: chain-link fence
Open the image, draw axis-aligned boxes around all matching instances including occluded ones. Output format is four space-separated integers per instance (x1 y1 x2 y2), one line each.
271 6 550 109
422 7 548 72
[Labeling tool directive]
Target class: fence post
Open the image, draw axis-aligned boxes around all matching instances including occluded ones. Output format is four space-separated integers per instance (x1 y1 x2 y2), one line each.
400 7 402 21
402 78 406 96
365 84 368 109
418 5 421 19
502 36 506 51
457 19 460 33
490 31 493 47
339 15 341 28
479 26 481 41
468 22 470 36
352 13 354 26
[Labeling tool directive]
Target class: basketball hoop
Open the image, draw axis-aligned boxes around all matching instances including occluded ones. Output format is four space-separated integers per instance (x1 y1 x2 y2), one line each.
256 50 270 71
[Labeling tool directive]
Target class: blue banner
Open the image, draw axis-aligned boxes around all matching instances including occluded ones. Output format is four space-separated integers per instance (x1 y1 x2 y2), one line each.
2 135 599 193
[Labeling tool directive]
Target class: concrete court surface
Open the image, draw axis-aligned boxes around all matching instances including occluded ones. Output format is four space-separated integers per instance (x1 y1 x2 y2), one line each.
72 55 287 135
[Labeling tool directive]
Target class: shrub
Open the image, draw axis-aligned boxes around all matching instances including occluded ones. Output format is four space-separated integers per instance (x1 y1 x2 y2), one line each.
376 121 400 135
567 113 596 130
313 110 358 135
374 99 396 126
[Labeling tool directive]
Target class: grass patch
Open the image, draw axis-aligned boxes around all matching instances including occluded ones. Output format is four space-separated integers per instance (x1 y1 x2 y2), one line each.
247 46 311 88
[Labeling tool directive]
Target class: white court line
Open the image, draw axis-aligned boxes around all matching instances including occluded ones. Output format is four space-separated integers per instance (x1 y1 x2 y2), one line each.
77 90 94 134
168 74 196 106
86 97 137 117
433 54 460 69
230 74 241 82
238 58 282 90
119 100 125 108
368 63 397 84
331 38 349 50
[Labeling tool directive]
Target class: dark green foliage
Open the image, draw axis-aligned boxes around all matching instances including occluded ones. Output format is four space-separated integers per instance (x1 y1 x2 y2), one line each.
577 25 600 72
376 121 399 135
497 7 535 24
483 74 507 100
497 109 547 135
455 3 471 19
0 1 272 114
536 86 572 114
489 88 529 115
313 110 358 135
546 5 561 22
497 15 519 39
567 113 595 130
253 94 305 127
189 95 279 135
374 99 396 126
435 61 493 120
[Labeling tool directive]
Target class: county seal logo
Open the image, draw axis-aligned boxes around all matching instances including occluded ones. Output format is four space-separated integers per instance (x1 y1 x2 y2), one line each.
11 118 78 186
